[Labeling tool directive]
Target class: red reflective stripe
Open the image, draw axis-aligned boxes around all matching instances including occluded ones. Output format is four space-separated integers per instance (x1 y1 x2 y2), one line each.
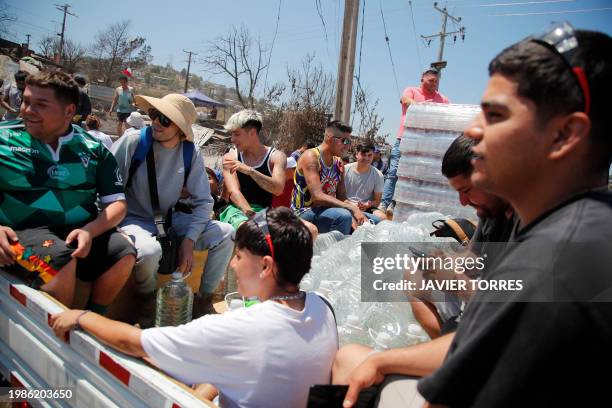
172 404 182 408
9 285 26 306
99 352 130 385
9 373 23 387
572 67 591 115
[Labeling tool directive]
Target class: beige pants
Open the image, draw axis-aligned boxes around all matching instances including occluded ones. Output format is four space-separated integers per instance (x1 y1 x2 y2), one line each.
376 375 426 408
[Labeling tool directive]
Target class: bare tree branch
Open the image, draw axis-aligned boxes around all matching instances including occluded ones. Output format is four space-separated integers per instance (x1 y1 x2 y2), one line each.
202 25 269 108
90 20 151 85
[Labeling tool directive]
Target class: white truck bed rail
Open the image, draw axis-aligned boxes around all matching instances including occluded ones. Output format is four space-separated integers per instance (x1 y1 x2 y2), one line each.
0 271 213 408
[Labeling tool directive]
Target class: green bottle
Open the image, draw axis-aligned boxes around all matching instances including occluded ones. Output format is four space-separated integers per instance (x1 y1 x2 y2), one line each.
244 296 260 307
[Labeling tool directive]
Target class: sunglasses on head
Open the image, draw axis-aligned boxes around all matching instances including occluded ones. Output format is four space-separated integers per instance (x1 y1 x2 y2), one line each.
333 135 351 145
148 109 173 128
527 21 590 115
252 209 275 261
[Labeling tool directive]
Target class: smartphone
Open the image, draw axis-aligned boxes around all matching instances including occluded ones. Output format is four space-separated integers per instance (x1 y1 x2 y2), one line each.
307 384 379 408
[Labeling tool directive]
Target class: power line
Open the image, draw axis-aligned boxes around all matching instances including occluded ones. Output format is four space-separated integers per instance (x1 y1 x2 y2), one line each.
479 0 574 7
490 6 612 16
407 0 423 71
378 0 401 98
263 0 282 95
420 2 465 71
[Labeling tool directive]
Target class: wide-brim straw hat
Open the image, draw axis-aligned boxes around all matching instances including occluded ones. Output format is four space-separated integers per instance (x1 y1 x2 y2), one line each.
134 94 197 141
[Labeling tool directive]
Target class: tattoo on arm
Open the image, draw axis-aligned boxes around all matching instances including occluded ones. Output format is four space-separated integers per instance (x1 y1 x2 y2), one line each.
249 169 279 194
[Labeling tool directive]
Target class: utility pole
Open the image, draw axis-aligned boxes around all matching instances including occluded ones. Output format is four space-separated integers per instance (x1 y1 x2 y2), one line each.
334 0 360 124
25 34 31 50
54 4 77 64
183 50 197 93
421 2 465 71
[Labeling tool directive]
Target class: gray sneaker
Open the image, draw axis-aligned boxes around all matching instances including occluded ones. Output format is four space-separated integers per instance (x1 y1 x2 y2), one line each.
378 203 388 213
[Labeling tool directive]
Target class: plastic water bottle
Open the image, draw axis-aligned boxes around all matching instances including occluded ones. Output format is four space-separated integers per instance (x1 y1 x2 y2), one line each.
155 271 194 327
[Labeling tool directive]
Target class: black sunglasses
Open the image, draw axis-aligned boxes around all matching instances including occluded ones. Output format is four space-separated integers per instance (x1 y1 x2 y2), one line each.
148 109 173 128
252 209 275 260
528 21 590 114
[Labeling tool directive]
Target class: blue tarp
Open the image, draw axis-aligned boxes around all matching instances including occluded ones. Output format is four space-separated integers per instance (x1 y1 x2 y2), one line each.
182 90 226 108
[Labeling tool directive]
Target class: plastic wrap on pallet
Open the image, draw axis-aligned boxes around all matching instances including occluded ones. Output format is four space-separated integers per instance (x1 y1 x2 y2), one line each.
393 103 481 222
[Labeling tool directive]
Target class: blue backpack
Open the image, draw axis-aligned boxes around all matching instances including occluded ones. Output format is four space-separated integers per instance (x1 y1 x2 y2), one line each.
126 126 194 189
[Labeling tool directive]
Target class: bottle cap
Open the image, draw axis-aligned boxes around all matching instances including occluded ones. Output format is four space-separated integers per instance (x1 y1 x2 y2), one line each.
171 271 183 280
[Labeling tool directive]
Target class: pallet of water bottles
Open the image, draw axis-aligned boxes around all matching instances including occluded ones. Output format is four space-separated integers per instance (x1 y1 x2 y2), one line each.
393 103 481 222
0 269 214 408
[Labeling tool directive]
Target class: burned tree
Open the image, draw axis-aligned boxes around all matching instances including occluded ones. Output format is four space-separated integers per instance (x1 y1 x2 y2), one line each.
202 26 269 109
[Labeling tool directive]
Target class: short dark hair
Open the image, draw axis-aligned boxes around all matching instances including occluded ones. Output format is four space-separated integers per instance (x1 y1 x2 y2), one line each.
304 139 317 149
326 120 352 136
119 74 128 82
15 70 28 82
489 30 612 171
26 70 79 107
242 119 262 134
422 68 440 78
356 141 374 153
441 134 475 178
234 207 313 289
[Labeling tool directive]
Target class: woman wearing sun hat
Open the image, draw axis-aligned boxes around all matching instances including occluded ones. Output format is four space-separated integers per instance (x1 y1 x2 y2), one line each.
110 94 235 323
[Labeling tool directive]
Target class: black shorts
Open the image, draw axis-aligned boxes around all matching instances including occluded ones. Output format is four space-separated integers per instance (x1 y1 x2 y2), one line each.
8 226 135 286
116 112 130 122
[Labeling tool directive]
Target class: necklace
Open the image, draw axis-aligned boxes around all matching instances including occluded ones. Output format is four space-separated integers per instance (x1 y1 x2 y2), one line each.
269 291 305 301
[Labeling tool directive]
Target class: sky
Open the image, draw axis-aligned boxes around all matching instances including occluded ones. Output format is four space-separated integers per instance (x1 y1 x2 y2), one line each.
4 0 612 142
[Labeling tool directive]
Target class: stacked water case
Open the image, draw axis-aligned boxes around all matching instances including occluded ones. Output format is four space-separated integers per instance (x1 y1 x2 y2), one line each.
393 103 481 222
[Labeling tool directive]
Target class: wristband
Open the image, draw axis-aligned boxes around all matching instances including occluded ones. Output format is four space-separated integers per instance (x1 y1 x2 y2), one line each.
75 310 90 331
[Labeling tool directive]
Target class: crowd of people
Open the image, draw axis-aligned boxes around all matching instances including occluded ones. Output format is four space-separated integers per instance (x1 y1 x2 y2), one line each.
0 21 611 407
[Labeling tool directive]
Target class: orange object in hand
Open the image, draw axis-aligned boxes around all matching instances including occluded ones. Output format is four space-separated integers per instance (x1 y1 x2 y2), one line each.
10 242 59 284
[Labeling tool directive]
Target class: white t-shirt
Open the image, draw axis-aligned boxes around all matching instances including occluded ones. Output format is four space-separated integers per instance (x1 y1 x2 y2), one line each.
343 162 384 203
141 292 338 408
86 129 113 150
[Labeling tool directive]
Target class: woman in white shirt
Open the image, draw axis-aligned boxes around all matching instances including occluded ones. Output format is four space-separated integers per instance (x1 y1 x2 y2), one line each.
51 207 338 408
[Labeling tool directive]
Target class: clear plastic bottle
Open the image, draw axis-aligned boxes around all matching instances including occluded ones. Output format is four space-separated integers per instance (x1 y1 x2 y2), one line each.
155 271 194 327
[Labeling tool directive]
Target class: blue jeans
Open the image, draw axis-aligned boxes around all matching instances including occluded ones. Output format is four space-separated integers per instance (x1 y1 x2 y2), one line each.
364 212 381 224
299 207 353 235
381 138 401 207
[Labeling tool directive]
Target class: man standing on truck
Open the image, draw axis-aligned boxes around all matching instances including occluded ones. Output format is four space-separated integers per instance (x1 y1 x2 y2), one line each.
380 68 449 218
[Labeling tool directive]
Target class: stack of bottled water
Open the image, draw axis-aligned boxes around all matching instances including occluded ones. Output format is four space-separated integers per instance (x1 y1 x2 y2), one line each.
393 103 481 222
302 218 457 349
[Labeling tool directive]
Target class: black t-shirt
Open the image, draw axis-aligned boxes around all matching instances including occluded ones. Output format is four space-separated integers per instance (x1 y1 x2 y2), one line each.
470 212 517 277
418 191 612 407
236 147 275 208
